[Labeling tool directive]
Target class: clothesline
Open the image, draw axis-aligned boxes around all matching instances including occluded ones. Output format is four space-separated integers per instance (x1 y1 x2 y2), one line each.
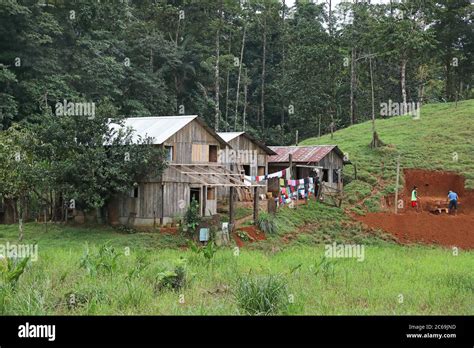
244 167 291 183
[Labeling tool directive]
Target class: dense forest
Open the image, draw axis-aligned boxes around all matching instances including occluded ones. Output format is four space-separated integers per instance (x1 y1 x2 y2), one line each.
0 0 472 225
1 0 472 142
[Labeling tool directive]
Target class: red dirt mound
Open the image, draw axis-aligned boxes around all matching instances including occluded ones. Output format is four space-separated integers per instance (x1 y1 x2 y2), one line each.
357 169 474 249
233 225 266 247
357 211 474 249
404 168 465 197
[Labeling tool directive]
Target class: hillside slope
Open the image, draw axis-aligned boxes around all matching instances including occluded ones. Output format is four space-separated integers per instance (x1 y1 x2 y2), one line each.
301 100 474 211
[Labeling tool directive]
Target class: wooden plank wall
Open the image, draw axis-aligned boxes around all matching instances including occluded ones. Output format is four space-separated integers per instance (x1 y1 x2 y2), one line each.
115 119 221 225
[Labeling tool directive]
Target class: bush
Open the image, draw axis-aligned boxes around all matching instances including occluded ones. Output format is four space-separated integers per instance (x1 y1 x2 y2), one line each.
234 274 288 315
155 258 188 292
80 243 120 277
256 213 278 235
0 256 29 289
188 240 217 264
183 198 201 235
0 256 30 314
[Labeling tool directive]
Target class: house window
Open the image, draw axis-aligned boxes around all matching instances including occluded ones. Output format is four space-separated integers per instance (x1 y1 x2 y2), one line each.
258 166 265 176
131 186 139 198
322 169 329 182
207 187 216 200
209 145 218 162
165 145 173 161
333 169 339 184
243 165 250 176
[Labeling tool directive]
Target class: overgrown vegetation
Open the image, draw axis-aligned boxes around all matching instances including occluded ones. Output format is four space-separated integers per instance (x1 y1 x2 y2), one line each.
0 223 472 315
155 258 188 292
256 213 278 235
234 274 288 315
183 199 201 236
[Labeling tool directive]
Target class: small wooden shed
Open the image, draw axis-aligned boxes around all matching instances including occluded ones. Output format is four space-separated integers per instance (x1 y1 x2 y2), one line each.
267 145 348 193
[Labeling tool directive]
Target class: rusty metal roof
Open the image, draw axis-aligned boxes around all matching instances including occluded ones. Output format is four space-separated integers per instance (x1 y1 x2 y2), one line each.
268 145 342 163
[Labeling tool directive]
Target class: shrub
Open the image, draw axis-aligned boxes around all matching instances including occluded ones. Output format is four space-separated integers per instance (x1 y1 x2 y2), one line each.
0 256 30 314
313 256 337 282
155 258 188 292
256 213 278 235
0 256 30 289
234 274 288 315
80 243 120 276
183 198 201 235
188 240 217 265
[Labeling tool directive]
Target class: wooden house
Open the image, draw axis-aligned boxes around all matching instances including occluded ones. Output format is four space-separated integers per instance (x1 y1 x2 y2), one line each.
216 132 276 200
107 116 263 227
267 145 349 193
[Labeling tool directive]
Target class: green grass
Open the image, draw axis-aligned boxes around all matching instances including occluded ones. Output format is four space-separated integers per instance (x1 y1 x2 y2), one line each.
0 223 472 315
263 200 394 247
301 100 474 204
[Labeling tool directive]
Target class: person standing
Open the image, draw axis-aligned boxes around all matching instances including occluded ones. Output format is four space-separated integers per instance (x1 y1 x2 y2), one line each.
447 190 460 216
411 186 419 212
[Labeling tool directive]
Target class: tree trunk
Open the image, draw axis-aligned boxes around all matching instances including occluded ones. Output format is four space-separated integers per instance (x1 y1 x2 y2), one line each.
445 56 452 101
235 25 246 130
243 68 248 131
350 47 357 125
18 197 24 241
281 0 286 126
260 15 267 130
318 114 321 138
330 111 334 139
214 6 222 131
400 56 407 106
369 56 376 135
224 33 231 131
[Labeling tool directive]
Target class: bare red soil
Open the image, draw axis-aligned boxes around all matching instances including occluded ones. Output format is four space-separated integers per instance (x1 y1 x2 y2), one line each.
357 211 474 249
159 227 179 235
357 169 474 249
233 225 266 247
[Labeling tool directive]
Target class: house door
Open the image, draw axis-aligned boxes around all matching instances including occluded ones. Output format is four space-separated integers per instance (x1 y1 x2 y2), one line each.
190 187 201 215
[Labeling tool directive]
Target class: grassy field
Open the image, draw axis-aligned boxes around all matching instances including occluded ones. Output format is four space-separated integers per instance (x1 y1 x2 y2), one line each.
0 204 472 315
1 100 473 315
302 100 474 211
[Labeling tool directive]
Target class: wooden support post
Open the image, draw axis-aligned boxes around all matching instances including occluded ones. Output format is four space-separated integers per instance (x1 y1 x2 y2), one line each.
289 154 293 176
394 155 400 214
253 186 259 224
160 184 164 225
289 154 298 208
229 186 235 231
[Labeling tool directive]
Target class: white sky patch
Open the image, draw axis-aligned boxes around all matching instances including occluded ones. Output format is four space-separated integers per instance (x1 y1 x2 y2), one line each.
283 0 396 6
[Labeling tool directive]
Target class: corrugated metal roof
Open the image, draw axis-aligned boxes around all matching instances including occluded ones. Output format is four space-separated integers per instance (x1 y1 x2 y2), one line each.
109 115 198 145
217 132 277 155
217 132 244 143
268 145 338 163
